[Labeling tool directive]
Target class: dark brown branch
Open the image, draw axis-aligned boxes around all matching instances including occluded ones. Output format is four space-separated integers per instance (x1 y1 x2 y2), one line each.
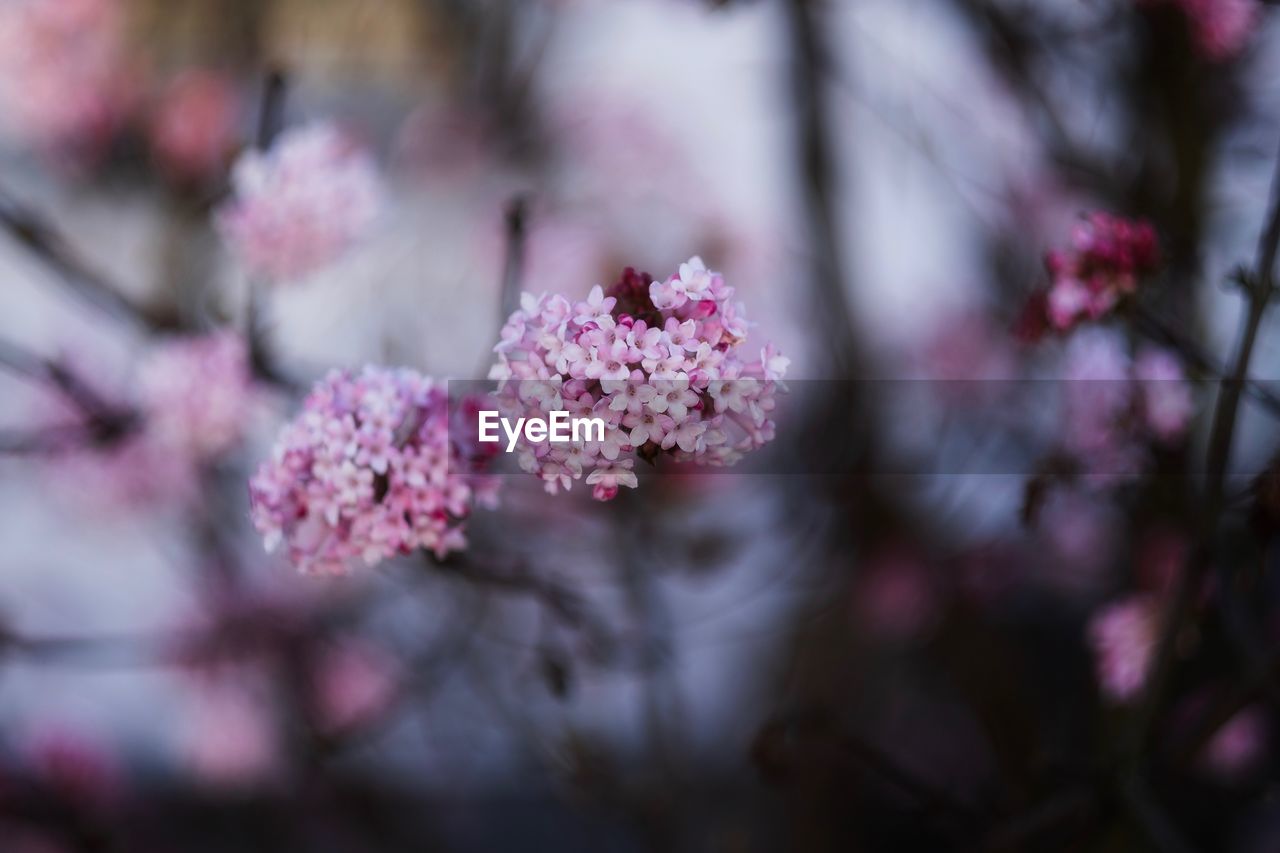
498 194 529 327
0 187 177 332
782 0 863 376
1130 134 1280 761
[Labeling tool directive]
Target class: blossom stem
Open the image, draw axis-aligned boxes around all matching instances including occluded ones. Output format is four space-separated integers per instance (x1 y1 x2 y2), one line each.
498 194 529 329
254 67 287 151
243 68 300 393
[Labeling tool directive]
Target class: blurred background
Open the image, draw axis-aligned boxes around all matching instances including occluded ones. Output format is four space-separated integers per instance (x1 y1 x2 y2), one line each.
1 0 1279 850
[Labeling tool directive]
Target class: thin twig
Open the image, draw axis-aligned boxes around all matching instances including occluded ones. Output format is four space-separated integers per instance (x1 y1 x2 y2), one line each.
1130 134 1280 760
1131 305 1280 420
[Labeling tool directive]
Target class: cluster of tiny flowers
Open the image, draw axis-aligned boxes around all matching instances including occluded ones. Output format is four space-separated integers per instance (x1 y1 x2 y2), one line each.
249 367 499 574
0 0 130 153
1088 595 1161 702
488 259 788 500
1018 213 1160 340
217 123 384 282
1045 213 1160 332
138 331 256 460
1139 0 1258 60
1061 328 1193 485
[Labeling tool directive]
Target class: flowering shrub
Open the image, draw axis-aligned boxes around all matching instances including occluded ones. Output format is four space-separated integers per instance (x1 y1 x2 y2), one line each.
487 258 788 500
217 123 384 282
249 367 499 574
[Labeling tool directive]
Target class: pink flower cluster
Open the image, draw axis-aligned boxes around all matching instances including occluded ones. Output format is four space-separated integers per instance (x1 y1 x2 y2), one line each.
1060 329 1193 483
1088 594 1161 702
0 0 131 155
149 70 240 184
249 367 499 574
48 332 256 509
1044 213 1160 332
1018 213 1160 342
488 259 788 501
139 331 256 460
1140 0 1258 60
217 123 384 282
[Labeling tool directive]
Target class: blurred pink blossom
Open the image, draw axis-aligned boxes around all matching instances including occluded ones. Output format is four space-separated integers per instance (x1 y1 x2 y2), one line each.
217 123 384 282
24 727 119 807
1140 0 1258 60
0 0 134 159
312 640 400 733
1088 595 1161 702
1201 705 1268 780
1061 328 1144 484
150 69 240 183
1022 213 1160 336
918 308 1014 384
139 331 256 459
183 679 278 787
1060 330 1191 484
44 332 255 510
249 367 499 574
854 550 939 643
1134 346 1194 443
1038 487 1119 585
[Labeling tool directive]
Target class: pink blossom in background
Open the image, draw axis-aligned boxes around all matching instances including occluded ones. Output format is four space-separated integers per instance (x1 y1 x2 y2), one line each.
183 679 279 788
1201 705 1268 780
1028 212 1160 334
150 70 240 183
217 123 384 282
138 331 255 459
43 332 255 510
1185 0 1258 60
1038 487 1119 586
1133 346 1194 444
1088 595 1161 702
312 640 400 733
23 727 119 808
0 0 132 158
488 259 786 500
249 367 500 574
918 308 1014 384
854 550 939 643
52 434 198 510
1140 0 1259 60
1060 328 1143 484
1059 330 1192 484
